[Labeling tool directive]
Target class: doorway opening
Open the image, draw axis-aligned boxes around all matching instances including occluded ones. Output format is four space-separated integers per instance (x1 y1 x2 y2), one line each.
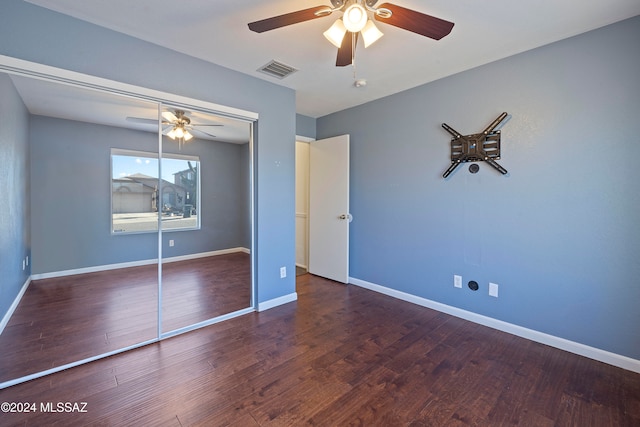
295 139 311 276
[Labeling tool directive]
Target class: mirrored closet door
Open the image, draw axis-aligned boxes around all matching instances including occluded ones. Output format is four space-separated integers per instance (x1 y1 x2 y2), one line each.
0 72 160 384
159 105 253 334
0 64 255 388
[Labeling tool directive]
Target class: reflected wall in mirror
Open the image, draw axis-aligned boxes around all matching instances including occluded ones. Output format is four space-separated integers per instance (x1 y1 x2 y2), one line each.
0 72 160 384
159 105 253 333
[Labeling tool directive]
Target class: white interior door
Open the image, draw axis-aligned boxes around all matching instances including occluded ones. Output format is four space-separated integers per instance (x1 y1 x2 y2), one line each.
308 134 350 283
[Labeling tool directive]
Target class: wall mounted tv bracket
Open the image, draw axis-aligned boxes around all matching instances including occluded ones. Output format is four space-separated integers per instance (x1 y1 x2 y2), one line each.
442 112 510 178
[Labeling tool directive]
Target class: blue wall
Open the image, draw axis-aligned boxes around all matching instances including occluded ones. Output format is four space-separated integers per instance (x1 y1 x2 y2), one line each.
29 116 249 274
0 0 296 304
317 17 640 359
0 75 31 320
296 114 316 139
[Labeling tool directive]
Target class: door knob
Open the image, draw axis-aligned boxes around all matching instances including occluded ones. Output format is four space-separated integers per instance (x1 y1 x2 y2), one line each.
338 213 353 222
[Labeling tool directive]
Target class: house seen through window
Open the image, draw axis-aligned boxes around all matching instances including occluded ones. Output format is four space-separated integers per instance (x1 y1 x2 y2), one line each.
111 149 200 233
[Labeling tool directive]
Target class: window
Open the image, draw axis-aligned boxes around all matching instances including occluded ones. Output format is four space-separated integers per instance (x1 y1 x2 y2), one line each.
111 149 200 234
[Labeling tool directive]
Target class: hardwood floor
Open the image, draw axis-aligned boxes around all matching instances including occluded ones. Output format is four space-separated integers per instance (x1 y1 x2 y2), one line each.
161 253 251 331
0 253 251 384
1 273 638 426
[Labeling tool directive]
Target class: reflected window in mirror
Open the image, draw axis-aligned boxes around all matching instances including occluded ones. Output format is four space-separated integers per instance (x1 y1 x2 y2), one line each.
111 149 201 234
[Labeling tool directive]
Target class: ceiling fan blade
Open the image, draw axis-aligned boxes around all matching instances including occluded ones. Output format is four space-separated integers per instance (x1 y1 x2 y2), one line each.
190 123 224 127
375 3 454 40
189 128 217 139
248 6 332 33
162 111 178 122
336 32 358 67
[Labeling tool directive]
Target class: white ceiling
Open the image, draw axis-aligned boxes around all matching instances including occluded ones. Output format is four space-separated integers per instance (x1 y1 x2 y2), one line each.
22 0 640 118
9 74 252 144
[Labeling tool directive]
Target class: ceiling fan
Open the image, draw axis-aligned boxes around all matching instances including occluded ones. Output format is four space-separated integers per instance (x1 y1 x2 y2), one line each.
248 0 454 67
126 109 223 147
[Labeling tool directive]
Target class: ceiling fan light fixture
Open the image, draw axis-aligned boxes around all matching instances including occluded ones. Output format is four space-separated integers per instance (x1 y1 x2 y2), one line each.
174 125 185 139
343 3 368 32
324 19 347 48
167 128 177 140
183 130 193 142
361 19 383 47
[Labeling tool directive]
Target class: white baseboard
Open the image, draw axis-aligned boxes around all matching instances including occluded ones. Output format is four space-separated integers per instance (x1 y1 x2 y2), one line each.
31 247 250 280
161 247 250 264
258 292 297 312
349 277 640 374
0 276 31 336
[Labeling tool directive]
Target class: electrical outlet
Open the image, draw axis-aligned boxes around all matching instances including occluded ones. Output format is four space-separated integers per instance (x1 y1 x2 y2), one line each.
489 282 499 298
280 266 287 278
169 239 174 247
454 275 462 288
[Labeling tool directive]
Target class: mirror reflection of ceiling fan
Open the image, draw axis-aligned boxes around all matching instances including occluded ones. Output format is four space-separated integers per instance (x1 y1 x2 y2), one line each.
126 109 223 147
248 0 454 67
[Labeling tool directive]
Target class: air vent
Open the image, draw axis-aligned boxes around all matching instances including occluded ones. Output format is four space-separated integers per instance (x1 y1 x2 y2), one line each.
258 60 298 79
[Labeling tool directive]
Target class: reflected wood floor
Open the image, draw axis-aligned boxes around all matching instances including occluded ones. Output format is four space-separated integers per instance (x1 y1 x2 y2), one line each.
1 273 639 426
0 253 251 383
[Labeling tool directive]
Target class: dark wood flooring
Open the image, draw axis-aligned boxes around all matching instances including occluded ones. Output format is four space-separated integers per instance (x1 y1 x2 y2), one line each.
0 273 639 426
0 253 251 384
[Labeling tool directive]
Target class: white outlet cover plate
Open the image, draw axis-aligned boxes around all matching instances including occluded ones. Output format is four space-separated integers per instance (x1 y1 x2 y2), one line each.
454 275 462 288
489 282 499 297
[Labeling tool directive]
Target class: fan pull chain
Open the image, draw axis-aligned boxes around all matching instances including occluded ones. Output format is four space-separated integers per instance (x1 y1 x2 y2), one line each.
350 32 366 88
351 32 357 80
